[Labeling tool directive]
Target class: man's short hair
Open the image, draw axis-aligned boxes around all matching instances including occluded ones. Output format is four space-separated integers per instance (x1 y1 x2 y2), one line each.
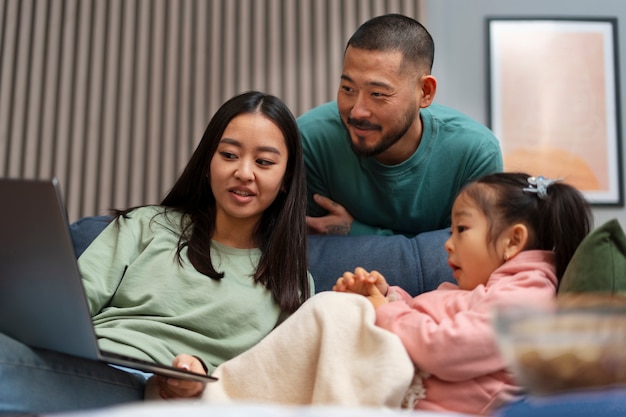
346 14 435 73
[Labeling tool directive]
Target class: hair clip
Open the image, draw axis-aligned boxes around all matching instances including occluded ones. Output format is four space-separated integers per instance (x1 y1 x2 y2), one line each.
523 176 561 199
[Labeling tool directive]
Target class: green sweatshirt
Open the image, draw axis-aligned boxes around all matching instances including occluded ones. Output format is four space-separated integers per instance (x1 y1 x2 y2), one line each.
298 101 503 236
78 206 308 372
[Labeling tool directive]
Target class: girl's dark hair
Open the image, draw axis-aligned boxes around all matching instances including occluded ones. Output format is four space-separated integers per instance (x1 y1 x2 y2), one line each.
346 13 434 73
118 91 309 313
461 172 593 281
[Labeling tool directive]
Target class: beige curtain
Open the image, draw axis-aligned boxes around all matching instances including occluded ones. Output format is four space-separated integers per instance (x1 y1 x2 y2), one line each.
0 0 422 222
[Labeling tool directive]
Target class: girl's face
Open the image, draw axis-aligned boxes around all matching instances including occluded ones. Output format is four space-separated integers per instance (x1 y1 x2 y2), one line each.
444 192 508 290
210 112 288 227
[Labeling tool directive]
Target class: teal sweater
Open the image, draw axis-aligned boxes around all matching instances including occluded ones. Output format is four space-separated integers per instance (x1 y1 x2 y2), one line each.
298 101 503 236
78 206 309 372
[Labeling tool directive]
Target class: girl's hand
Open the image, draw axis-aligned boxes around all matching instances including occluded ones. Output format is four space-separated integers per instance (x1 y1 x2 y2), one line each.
363 270 389 309
333 267 390 308
151 354 207 399
333 267 369 295
367 269 390 300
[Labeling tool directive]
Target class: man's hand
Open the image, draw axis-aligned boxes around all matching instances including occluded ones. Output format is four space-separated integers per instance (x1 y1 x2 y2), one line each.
149 354 207 400
306 194 353 235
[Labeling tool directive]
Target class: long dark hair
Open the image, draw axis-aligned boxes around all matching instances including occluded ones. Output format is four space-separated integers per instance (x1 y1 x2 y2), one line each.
461 172 592 280
119 91 310 313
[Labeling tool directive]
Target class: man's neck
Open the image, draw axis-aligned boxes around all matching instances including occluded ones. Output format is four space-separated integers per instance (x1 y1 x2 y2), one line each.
374 115 423 165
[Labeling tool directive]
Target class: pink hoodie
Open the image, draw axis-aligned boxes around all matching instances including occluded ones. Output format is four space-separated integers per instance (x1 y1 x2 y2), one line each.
375 250 557 416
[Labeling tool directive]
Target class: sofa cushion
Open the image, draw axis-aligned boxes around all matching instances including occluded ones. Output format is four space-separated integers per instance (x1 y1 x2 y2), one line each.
70 216 454 297
559 219 626 295
307 231 453 295
70 215 114 258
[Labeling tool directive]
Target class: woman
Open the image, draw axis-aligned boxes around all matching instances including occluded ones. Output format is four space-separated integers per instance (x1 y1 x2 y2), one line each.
0 91 312 414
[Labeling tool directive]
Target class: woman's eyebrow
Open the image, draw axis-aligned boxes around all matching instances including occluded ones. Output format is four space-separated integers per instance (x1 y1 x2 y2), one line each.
219 138 282 155
219 137 241 147
257 146 282 155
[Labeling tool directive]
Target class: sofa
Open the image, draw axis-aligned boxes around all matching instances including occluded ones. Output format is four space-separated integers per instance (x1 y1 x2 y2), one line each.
69 215 455 296
67 216 626 417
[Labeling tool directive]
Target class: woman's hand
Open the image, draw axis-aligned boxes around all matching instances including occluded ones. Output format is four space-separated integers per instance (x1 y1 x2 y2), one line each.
150 354 208 399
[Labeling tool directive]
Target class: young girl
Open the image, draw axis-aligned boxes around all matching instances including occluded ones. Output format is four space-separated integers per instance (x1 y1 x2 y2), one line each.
333 172 592 415
0 91 312 414
183 172 591 415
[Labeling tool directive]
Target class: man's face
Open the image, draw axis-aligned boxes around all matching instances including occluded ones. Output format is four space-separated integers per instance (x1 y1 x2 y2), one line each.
336 46 422 164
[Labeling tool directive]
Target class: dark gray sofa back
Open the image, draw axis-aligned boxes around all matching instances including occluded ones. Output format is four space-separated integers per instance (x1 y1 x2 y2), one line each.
70 216 453 297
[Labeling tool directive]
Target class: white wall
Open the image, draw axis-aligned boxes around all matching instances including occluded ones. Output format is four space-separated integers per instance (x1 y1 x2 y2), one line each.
422 0 626 229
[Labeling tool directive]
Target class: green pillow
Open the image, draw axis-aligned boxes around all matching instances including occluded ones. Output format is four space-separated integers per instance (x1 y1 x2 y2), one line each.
559 219 626 295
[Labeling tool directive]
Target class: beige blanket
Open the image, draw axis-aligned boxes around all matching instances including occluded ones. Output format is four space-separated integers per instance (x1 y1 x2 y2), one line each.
201 291 418 408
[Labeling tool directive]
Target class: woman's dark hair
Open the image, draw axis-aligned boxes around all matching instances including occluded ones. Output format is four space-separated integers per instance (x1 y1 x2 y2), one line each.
119 91 309 313
346 13 434 73
460 172 592 281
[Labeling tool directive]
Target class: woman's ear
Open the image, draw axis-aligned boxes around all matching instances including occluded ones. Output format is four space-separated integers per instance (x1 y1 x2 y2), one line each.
503 224 529 260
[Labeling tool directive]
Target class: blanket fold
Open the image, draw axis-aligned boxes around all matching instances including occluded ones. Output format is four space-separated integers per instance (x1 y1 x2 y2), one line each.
202 291 416 408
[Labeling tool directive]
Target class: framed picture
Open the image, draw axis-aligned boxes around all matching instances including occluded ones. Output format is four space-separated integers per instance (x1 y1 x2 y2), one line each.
487 17 623 206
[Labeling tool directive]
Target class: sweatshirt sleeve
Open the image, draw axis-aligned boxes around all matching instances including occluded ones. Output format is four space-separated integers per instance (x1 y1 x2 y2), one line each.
349 219 395 236
77 209 151 315
375 289 506 382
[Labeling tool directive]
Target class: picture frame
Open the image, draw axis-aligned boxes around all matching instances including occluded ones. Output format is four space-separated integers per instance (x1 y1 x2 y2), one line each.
486 17 623 206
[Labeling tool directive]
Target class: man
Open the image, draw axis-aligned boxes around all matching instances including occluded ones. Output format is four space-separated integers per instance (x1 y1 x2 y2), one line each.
298 14 502 236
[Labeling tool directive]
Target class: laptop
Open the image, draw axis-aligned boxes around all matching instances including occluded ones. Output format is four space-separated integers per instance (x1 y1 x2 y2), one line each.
0 177 217 383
